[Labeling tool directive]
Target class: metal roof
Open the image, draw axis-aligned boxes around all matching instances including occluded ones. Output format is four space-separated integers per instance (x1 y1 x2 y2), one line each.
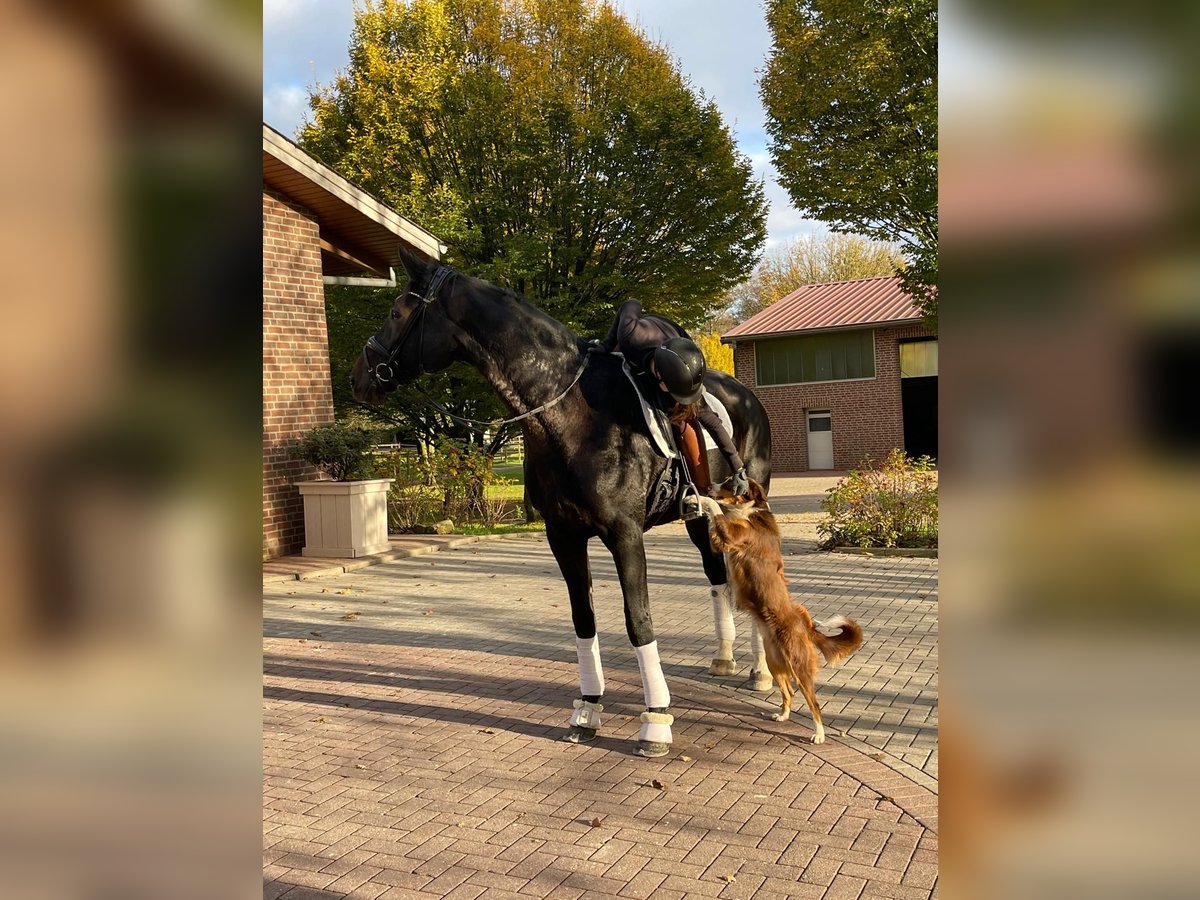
262 123 446 278
722 275 922 342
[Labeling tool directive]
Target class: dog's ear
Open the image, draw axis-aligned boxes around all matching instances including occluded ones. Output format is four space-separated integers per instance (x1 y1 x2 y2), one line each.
747 479 768 505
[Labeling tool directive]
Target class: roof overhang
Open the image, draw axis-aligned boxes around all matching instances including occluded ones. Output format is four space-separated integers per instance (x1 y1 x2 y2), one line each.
262 124 446 280
722 318 924 345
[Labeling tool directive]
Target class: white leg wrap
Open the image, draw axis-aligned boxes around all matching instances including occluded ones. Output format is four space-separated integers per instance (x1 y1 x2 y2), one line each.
569 699 603 730
750 622 768 671
634 641 671 710
639 711 674 744
711 583 735 644
575 635 605 697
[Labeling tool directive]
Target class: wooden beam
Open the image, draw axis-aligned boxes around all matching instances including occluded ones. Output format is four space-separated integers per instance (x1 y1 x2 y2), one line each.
318 238 390 278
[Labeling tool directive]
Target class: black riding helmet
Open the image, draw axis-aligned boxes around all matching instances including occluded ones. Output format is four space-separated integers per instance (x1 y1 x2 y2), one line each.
653 337 706 404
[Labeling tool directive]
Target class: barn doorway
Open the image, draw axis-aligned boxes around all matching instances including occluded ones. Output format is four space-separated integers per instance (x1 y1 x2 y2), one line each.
900 339 938 461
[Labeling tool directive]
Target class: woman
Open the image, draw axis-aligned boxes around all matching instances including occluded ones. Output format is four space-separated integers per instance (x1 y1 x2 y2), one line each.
600 300 749 501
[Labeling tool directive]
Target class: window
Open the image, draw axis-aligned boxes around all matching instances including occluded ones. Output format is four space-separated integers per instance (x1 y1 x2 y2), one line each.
900 339 938 378
755 330 875 386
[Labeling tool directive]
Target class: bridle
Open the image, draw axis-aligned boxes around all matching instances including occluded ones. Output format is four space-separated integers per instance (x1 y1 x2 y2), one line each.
359 263 592 430
360 265 454 391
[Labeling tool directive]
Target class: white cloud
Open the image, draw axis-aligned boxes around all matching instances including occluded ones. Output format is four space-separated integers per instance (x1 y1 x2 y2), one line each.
263 85 309 138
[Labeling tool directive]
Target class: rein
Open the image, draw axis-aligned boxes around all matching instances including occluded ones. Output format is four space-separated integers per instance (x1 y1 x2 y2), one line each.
413 352 590 431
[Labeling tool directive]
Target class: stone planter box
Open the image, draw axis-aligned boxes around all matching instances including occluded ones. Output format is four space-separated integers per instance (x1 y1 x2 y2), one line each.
296 479 393 557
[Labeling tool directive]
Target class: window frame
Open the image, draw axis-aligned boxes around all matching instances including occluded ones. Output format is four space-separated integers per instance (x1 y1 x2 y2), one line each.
752 329 878 388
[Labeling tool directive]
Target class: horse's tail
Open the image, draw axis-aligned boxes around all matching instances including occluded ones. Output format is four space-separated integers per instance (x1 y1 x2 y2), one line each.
810 615 863 666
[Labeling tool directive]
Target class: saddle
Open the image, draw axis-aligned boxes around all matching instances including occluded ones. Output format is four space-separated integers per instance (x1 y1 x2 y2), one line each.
616 359 735 523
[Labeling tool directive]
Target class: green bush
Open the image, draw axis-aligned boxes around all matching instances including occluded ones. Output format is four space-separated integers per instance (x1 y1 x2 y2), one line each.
818 449 938 549
372 439 523 530
290 423 376 481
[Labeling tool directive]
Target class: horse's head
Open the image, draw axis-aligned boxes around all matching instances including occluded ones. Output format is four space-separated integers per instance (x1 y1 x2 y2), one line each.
350 244 459 403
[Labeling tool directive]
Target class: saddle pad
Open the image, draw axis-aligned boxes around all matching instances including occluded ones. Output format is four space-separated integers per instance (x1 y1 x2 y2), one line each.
620 362 735 459
697 389 735 454
622 361 677 458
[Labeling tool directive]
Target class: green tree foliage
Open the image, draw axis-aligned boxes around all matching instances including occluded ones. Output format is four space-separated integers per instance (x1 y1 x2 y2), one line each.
302 0 767 340
728 232 905 320
760 0 937 327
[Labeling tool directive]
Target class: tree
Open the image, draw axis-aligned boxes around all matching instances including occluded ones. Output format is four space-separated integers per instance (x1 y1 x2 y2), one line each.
302 0 767 341
694 330 734 376
728 232 905 320
760 0 937 327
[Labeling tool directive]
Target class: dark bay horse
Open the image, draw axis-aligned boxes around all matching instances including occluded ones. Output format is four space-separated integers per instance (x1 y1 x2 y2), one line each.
351 246 772 756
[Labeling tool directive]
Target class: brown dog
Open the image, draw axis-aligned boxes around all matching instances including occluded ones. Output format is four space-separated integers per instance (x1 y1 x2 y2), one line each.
700 480 863 743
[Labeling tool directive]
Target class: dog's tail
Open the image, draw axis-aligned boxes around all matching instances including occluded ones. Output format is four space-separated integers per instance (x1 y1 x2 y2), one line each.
811 615 863 666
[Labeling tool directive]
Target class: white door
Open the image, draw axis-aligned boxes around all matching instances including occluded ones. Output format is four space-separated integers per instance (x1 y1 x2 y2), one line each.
807 410 834 469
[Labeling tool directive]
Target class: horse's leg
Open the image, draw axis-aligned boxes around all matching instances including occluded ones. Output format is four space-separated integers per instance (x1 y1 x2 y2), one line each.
684 516 737 676
546 526 605 743
601 527 673 758
749 621 773 691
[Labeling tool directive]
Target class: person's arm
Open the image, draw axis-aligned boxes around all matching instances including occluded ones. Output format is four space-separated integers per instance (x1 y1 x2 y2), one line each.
694 404 745 473
601 299 643 352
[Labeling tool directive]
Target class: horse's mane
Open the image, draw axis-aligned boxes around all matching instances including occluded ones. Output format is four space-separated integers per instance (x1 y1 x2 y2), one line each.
468 275 585 349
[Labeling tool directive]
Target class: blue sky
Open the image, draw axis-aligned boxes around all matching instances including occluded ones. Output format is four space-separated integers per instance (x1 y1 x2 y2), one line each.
263 0 823 249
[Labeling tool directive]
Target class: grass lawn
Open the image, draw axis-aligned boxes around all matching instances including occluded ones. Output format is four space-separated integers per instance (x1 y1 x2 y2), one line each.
455 521 545 536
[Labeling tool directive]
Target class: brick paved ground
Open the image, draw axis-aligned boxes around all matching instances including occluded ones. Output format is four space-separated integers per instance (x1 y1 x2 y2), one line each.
264 476 938 898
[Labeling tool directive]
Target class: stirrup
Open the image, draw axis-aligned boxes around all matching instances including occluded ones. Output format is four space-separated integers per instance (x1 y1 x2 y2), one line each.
679 484 704 521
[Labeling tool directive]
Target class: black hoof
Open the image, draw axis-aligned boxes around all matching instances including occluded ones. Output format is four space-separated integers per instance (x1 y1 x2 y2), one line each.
563 725 596 743
635 740 671 758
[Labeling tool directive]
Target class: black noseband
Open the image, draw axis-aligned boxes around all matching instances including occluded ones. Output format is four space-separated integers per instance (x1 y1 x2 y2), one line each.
361 266 453 390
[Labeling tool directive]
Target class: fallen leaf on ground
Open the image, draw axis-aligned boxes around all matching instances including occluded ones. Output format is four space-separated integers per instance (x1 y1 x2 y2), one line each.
590 817 603 828
355 764 366 770
298 638 307 643
679 755 693 762
339 612 359 620
719 874 736 883
478 729 495 734
312 717 325 723
651 779 666 790
423 610 433 616
310 631 323 637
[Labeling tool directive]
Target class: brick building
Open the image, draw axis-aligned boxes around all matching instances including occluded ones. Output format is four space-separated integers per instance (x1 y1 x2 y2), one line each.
723 276 936 473
262 124 444 559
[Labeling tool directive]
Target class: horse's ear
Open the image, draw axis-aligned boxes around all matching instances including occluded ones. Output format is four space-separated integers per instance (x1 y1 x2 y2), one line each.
396 241 437 281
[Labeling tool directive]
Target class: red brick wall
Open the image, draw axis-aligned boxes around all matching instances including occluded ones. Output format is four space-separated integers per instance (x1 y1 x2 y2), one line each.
263 190 335 559
733 324 934 473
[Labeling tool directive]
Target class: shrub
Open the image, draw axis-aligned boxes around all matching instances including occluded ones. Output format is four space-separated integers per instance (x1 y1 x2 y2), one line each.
290 423 376 481
818 450 938 549
372 439 522 530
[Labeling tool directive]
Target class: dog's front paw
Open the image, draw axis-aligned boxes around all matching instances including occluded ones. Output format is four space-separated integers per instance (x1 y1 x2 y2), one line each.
769 711 791 722
809 732 826 744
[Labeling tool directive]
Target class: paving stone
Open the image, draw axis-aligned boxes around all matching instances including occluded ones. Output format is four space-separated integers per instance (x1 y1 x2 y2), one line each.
264 477 938 899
